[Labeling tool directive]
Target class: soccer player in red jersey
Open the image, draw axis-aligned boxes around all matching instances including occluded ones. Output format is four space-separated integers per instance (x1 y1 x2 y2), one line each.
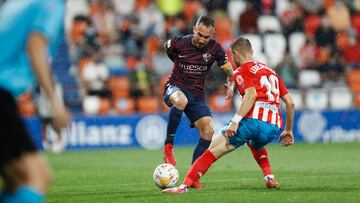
162 16 234 188
226 49 280 189
163 37 295 193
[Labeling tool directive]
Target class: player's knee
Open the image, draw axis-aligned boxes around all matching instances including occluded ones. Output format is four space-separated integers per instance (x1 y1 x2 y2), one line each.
200 127 214 140
172 96 188 110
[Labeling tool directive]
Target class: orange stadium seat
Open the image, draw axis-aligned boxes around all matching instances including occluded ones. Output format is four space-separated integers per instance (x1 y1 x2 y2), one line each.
137 96 160 113
346 70 360 92
354 92 360 108
98 98 111 114
78 57 94 73
146 36 160 56
108 76 131 99
208 93 232 113
336 31 349 50
113 97 135 114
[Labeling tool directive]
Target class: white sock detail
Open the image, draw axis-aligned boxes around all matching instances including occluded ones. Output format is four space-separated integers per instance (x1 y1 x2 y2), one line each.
264 174 274 182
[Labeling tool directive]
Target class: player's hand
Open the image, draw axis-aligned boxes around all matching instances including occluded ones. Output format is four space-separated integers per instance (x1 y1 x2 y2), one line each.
224 121 238 138
50 102 71 134
224 82 234 100
277 130 294 147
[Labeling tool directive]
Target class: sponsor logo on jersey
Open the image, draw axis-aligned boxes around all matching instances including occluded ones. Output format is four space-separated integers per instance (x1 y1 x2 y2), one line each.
235 75 244 88
180 63 208 72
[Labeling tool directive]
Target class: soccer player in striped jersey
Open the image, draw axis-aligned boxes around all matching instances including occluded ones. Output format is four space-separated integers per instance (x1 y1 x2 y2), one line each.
225 49 279 189
162 16 235 188
163 37 295 194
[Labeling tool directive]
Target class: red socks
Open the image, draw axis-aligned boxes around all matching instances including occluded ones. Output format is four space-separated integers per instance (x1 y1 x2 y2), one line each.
183 150 217 187
246 142 272 176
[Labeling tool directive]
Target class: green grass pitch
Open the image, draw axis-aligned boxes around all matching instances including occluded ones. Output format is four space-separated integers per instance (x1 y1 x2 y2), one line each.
46 142 360 203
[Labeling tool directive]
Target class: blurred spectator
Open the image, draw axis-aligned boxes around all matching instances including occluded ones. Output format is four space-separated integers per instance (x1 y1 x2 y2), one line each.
128 57 160 98
61 0 360 113
319 51 345 82
152 49 173 75
89 1 116 45
69 15 101 63
280 1 304 39
238 1 259 34
253 0 276 15
315 17 336 48
299 0 324 14
204 0 229 12
164 15 188 39
156 0 183 16
137 2 165 37
327 0 351 32
182 0 206 25
349 0 360 12
298 38 320 69
275 52 299 88
304 14 322 38
341 35 360 65
213 11 234 48
112 0 135 16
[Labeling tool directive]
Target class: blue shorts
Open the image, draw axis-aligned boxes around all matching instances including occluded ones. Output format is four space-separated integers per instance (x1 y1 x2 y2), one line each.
221 118 280 150
163 84 212 128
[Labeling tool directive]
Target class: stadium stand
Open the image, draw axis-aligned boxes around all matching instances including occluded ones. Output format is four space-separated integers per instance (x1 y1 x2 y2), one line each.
16 0 360 116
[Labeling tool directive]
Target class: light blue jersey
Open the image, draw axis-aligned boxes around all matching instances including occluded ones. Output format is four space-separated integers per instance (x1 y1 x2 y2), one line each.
0 0 65 96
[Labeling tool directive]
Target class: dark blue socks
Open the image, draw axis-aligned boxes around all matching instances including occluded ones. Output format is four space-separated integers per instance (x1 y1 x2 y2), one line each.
192 138 211 164
165 106 183 144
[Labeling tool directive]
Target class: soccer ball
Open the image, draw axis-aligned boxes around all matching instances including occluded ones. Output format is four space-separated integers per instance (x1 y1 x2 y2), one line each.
153 163 179 189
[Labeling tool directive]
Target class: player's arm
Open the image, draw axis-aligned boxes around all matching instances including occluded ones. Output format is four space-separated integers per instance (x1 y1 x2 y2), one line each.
222 62 235 100
277 93 295 147
164 38 177 62
223 87 257 138
27 32 70 133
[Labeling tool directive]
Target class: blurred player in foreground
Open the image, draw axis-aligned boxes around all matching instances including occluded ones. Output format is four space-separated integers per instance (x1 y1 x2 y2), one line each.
163 37 295 193
162 15 234 188
0 0 70 202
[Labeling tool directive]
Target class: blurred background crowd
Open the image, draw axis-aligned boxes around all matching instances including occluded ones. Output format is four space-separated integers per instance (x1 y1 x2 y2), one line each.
13 0 360 116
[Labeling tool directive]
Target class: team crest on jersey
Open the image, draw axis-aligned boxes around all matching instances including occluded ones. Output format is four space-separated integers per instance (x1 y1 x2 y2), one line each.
202 53 211 62
236 75 244 88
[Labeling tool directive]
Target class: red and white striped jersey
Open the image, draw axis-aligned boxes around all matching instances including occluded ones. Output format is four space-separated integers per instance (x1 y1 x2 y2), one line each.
233 61 289 128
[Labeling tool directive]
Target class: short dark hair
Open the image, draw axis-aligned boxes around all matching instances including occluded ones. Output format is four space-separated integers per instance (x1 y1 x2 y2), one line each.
196 16 215 28
230 37 252 54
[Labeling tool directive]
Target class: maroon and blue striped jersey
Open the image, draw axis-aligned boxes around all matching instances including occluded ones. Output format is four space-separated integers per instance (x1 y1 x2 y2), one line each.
165 35 228 98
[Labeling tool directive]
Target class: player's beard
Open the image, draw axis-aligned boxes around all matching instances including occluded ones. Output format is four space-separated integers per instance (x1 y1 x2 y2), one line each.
194 41 205 48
